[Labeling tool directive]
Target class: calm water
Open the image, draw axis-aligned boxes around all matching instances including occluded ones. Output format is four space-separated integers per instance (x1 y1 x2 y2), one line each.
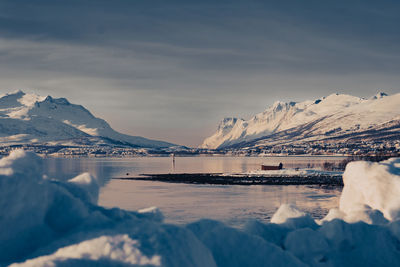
43 156 344 227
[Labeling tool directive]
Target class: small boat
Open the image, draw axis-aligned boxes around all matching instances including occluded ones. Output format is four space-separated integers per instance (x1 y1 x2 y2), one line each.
261 163 283 170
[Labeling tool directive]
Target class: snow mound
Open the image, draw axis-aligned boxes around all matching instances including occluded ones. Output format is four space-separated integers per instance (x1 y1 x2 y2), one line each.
284 228 329 263
3 150 400 266
326 158 400 223
11 235 161 267
271 204 307 224
67 172 99 204
271 204 318 230
0 150 215 266
187 219 306 267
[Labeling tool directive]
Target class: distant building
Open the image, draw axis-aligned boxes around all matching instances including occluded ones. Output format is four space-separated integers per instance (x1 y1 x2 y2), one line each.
261 163 283 170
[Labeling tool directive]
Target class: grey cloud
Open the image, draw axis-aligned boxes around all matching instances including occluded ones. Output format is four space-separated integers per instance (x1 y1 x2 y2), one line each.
0 0 399 146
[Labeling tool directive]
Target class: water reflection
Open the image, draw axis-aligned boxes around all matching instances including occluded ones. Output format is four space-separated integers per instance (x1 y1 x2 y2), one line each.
99 180 341 227
42 156 343 227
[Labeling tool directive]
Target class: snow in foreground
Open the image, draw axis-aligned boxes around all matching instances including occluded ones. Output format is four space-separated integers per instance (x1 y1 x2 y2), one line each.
1 151 400 266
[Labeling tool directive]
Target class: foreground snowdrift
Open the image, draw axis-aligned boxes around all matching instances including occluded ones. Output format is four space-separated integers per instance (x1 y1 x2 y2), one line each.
1 151 400 266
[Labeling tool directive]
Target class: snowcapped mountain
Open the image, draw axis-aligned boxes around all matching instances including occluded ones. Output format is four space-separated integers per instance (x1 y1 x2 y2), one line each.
0 90 175 148
201 92 400 149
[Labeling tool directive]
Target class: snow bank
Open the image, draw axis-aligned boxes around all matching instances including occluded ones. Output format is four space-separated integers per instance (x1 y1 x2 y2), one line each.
0 150 215 266
338 158 400 222
187 219 306 267
271 204 307 224
2 150 400 266
317 158 400 224
11 235 161 267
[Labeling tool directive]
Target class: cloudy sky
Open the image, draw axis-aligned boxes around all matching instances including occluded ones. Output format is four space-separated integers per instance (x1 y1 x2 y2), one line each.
0 0 399 146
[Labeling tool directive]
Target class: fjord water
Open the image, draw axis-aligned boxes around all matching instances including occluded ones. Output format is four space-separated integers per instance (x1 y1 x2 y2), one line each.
43 156 343 227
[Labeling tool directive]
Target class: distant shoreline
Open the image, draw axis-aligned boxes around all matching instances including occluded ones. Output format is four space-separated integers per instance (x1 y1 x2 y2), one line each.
34 154 350 159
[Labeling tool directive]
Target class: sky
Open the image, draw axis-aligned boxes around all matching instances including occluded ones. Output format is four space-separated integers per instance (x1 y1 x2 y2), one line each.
0 0 399 147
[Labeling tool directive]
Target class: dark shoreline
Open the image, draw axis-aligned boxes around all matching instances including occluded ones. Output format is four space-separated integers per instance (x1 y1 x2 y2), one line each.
113 173 343 186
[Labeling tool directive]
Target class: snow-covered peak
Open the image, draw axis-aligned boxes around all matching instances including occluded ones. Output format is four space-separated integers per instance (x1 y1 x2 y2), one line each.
42 95 71 105
0 89 25 98
270 101 285 111
201 92 400 149
19 92 46 107
0 90 26 109
0 91 75 109
0 90 46 110
221 117 240 125
0 91 46 119
217 117 241 130
322 93 364 104
267 101 296 113
0 90 175 148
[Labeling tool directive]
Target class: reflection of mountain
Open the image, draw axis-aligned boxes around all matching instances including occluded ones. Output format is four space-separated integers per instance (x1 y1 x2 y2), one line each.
0 91 175 148
201 92 400 149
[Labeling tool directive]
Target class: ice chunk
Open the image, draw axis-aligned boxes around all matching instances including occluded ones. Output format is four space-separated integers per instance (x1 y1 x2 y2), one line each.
339 158 400 222
0 149 42 178
243 220 290 247
187 219 306 267
0 150 90 262
271 204 306 224
321 206 389 225
320 208 346 222
270 204 318 230
318 219 400 266
10 235 161 267
137 206 164 222
284 228 329 263
67 172 99 204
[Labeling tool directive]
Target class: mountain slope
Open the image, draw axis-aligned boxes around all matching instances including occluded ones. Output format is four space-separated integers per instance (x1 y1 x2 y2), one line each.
201 92 400 149
0 91 175 148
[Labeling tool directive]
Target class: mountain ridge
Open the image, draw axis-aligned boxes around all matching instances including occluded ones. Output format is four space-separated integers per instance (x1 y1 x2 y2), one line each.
201 92 400 149
0 90 176 148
